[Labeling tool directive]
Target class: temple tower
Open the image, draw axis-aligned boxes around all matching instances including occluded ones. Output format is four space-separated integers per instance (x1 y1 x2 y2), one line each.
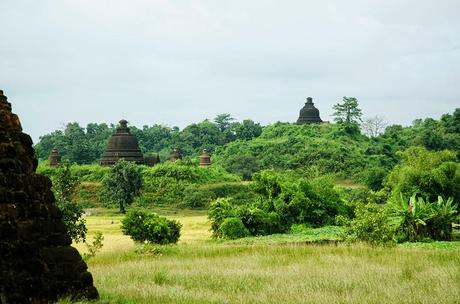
297 97 323 124
199 149 211 166
100 119 145 166
48 148 61 167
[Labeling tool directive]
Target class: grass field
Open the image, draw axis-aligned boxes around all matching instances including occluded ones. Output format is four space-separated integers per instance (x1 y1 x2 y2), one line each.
64 208 460 304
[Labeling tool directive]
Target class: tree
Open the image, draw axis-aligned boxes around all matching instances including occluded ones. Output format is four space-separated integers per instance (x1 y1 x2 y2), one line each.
384 147 460 203
101 160 143 213
214 113 235 132
333 96 363 134
53 161 87 243
361 115 387 137
235 119 263 141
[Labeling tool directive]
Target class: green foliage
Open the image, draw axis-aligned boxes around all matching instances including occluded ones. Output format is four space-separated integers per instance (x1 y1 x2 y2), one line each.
341 203 396 245
384 147 460 202
388 195 458 242
429 197 459 241
333 96 363 134
208 198 236 238
121 210 182 244
237 206 285 236
219 217 250 239
101 160 143 213
52 161 87 243
234 119 263 141
83 231 104 261
209 171 344 239
388 195 434 242
223 154 261 180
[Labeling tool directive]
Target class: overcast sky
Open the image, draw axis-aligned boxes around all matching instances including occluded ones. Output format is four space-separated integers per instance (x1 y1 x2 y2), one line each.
1 0 459 142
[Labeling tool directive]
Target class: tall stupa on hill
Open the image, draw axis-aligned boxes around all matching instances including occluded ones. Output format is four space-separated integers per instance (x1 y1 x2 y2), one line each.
100 119 145 166
297 97 323 124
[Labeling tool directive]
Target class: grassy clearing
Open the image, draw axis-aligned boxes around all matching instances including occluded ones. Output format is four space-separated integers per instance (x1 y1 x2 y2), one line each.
66 208 460 304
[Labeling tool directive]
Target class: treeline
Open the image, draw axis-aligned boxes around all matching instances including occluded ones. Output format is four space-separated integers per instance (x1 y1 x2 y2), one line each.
216 108 460 187
35 99 460 188
35 114 262 164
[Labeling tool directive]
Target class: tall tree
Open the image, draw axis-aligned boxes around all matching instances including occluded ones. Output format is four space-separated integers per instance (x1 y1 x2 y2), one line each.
333 96 363 134
101 160 142 213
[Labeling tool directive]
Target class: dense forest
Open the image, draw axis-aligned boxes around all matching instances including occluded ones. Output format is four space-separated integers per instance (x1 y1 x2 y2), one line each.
35 103 460 188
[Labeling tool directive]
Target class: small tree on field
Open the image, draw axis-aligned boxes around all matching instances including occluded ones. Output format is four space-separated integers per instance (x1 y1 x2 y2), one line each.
102 159 142 213
333 96 363 134
53 161 87 243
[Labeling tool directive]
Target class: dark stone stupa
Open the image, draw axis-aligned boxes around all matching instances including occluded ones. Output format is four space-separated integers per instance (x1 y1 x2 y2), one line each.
145 154 160 167
199 149 211 167
100 119 145 166
297 97 323 124
170 148 182 162
48 148 61 167
0 90 98 302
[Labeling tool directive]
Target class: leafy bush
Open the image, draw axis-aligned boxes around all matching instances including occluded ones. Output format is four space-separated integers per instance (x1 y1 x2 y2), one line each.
428 197 458 241
180 187 215 208
208 198 236 238
239 207 285 236
180 182 255 208
121 210 182 244
219 217 250 239
384 147 460 202
341 203 395 245
388 195 458 242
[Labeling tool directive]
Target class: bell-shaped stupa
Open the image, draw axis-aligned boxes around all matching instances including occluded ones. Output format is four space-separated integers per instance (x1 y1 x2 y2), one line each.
297 97 323 124
199 149 211 166
48 147 61 167
100 119 145 166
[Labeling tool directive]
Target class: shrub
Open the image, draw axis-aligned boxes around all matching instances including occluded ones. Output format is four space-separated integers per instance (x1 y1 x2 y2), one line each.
121 210 182 244
342 203 395 245
208 198 236 238
219 217 250 239
237 206 285 236
180 186 216 208
428 197 458 241
388 194 458 242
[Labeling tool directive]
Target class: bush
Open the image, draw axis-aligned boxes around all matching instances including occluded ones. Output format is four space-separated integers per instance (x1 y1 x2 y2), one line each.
208 198 236 238
180 187 215 208
342 203 396 245
219 217 250 239
121 210 182 244
388 195 458 242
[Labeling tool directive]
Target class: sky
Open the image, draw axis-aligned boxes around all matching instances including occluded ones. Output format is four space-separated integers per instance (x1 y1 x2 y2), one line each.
1 0 459 142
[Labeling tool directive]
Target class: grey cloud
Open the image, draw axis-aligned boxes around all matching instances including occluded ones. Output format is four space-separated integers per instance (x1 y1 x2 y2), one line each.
1 0 459 142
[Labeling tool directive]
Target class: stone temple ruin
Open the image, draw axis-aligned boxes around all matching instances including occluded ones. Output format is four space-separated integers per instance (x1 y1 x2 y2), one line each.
297 97 323 124
48 148 61 167
199 149 211 167
0 90 98 303
100 119 145 166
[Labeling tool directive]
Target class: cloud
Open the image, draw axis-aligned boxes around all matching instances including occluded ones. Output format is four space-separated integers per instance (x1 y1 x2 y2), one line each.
1 0 459 142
